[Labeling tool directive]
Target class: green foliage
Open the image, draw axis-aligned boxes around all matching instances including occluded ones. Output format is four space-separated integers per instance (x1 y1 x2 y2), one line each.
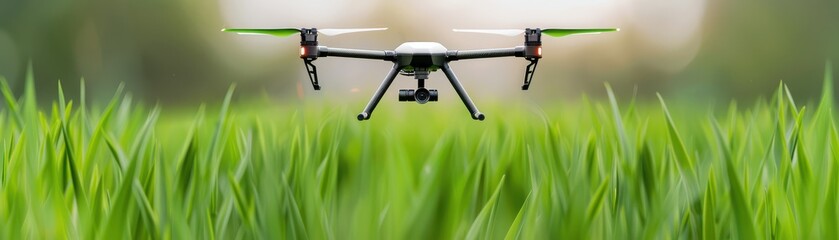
1 65 838 239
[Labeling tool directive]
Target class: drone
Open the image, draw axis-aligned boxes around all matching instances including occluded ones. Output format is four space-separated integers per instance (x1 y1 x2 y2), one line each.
222 27 618 121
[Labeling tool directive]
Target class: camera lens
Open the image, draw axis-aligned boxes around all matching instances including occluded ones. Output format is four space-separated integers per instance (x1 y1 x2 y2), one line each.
414 88 431 104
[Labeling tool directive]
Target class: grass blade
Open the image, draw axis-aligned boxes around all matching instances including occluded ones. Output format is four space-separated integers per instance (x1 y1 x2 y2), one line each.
466 175 506 240
657 93 698 192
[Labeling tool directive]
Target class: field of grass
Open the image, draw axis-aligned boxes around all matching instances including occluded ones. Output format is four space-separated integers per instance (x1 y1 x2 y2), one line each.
1 64 838 239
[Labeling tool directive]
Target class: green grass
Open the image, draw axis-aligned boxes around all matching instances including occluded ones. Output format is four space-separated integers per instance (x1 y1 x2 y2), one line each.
1 63 838 239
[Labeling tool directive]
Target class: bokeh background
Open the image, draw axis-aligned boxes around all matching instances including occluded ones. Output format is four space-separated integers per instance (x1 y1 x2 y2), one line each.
0 0 837 105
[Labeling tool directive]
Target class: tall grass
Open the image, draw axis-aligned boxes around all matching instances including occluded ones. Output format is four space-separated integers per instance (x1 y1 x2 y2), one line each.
1 63 838 239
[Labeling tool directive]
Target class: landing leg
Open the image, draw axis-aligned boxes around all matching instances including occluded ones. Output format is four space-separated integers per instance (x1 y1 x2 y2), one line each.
440 63 485 121
358 64 401 120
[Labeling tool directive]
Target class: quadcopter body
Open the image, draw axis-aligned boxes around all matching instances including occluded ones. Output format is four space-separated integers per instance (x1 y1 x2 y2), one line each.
223 27 617 120
393 42 447 70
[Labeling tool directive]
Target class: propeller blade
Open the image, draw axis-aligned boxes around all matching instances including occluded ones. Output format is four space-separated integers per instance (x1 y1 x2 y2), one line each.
452 29 525 36
221 28 301 37
453 28 619 37
317 28 388 36
541 28 619 37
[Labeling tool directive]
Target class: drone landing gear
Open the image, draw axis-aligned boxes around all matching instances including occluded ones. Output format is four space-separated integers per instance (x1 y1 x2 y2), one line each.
522 59 538 90
358 64 484 121
441 63 485 121
357 64 401 121
304 59 321 90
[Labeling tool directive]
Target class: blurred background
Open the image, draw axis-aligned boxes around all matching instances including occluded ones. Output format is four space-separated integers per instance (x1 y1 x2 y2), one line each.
0 0 837 106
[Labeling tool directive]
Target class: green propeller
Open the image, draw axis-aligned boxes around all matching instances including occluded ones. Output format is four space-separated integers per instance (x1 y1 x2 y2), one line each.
453 28 619 37
541 28 619 37
221 28 388 37
221 28 301 37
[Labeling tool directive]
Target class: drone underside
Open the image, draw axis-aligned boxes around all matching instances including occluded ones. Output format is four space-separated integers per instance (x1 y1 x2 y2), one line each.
374 42 485 120
222 27 618 120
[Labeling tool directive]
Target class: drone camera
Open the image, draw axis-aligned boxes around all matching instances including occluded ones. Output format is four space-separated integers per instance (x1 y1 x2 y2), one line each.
399 88 438 104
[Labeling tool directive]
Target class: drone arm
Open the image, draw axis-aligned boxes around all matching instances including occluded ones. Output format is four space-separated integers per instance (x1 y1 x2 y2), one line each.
318 46 396 61
447 47 525 61
447 46 540 90
301 47 395 90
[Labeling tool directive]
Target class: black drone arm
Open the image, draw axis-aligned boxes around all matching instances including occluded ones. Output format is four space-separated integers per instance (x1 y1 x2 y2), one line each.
295 28 396 90
300 47 395 90
447 46 539 90
446 47 525 61
318 47 396 61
